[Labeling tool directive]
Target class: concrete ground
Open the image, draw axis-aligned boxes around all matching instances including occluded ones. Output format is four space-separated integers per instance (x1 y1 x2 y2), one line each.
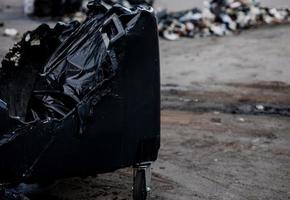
0 0 290 200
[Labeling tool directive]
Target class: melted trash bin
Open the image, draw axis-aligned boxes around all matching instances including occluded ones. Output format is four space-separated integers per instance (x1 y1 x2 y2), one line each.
0 1 160 200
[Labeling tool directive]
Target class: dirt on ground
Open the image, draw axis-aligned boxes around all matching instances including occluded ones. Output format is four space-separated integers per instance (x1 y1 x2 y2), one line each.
0 0 290 200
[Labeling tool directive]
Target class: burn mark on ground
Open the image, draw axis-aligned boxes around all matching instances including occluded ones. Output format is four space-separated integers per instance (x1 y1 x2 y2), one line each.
162 81 290 117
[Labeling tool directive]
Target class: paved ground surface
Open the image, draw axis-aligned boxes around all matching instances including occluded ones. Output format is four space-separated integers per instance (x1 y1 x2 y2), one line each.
0 0 290 200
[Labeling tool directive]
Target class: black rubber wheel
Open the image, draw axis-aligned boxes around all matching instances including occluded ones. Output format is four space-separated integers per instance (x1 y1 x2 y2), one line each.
0 189 30 200
133 170 147 200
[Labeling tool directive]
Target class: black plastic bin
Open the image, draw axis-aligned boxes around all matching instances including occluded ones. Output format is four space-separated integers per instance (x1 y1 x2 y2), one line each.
0 2 160 200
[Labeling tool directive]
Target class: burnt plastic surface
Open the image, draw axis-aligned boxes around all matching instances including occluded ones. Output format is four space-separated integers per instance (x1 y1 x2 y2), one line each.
0 2 160 184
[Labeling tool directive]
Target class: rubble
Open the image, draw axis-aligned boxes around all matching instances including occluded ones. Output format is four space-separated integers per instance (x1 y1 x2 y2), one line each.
157 0 290 40
22 0 290 38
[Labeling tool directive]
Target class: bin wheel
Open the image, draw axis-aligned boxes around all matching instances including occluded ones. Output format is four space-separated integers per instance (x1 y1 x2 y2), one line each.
133 169 147 200
0 188 30 200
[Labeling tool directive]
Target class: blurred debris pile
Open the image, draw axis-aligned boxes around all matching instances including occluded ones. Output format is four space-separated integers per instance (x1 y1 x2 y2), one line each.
158 0 290 40
23 0 290 40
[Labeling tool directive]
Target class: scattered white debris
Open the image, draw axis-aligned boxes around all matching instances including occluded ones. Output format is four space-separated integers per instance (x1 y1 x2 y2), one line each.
238 117 245 122
210 24 226 36
183 98 192 103
214 158 218 162
252 138 260 143
4 28 18 37
10 51 21 67
163 29 180 41
256 104 265 111
230 2 242 9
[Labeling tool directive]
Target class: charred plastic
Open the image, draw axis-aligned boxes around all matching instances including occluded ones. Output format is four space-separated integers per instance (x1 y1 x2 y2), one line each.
0 0 160 186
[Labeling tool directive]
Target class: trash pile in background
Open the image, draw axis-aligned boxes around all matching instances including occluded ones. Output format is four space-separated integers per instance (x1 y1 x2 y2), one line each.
22 0 290 40
157 0 290 40
23 0 154 22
